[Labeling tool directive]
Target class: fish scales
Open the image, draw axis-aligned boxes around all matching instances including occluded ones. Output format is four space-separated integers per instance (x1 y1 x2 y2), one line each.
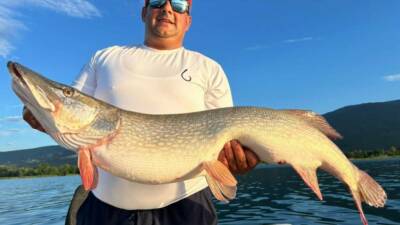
100 109 232 183
88 107 348 185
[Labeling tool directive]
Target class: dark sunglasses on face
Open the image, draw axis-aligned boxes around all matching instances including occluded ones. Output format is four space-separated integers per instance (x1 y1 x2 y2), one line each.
148 0 190 14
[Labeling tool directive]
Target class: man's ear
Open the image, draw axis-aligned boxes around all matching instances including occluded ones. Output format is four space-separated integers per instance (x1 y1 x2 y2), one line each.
185 15 192 31
141 7 147 22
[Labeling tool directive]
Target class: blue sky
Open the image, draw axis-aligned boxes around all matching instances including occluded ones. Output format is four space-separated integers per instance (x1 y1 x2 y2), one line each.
0 0 399 151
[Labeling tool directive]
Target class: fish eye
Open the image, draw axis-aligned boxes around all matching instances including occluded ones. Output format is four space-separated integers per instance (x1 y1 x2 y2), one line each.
62 88 74 97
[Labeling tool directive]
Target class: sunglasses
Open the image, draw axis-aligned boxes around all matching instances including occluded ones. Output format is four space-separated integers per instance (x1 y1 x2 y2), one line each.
148 0 190 14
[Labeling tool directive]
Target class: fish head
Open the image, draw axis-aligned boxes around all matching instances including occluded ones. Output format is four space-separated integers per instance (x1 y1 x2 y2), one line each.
8 61 101 134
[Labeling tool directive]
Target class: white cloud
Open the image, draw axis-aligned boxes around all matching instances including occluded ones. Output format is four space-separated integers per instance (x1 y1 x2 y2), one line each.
0 129 23 137
245 36 316 51
0 116 23 123
0 0 101 58
1 0 101 19
0 4 26 57
21 0 101 18
383 74 400 82
0 39 14 58
283 37 314 44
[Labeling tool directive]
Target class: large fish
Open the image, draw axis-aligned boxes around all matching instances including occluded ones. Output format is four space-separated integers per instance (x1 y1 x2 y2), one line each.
8 61 386 224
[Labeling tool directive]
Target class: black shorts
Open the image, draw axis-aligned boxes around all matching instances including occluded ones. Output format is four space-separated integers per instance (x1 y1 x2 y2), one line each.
65 185 218 225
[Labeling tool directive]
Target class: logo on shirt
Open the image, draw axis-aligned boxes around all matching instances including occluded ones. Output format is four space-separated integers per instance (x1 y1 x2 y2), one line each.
180 69 191 82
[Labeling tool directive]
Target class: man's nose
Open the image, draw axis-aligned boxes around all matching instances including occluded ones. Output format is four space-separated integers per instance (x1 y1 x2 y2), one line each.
160 0 173 14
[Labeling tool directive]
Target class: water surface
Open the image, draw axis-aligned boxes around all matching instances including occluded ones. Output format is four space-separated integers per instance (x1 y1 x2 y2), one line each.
0 159 399 225
217 159 400 225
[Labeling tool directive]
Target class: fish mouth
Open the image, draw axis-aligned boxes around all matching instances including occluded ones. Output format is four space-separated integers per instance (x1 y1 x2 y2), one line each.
8 62 34 107
7 61 56 113
8 61 29 87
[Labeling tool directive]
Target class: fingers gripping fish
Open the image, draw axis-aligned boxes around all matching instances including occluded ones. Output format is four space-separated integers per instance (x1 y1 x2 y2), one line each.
8 62 387 225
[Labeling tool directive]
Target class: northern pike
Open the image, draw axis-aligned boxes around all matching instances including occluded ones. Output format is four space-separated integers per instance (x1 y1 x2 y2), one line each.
8 61 386 224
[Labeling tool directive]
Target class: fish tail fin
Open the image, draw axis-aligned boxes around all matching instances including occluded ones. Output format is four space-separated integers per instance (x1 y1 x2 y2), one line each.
357 170 387 207
282 109 342 140
78 148 98 191
350 189 369 225
292 165 323 200
203 161 237 202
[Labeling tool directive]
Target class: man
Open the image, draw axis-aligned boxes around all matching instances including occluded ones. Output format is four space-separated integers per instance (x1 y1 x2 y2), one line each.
23 0 259 224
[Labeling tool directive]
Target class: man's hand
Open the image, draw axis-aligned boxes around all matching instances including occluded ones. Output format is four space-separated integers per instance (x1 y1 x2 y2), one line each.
22 106 46 133
218 140 259 174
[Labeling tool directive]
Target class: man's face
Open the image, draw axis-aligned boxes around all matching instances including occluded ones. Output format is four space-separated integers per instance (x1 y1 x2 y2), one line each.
142 0 192 41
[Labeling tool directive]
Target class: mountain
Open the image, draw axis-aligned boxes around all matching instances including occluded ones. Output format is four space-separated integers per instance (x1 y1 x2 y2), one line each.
0 145 75 167
1 99 399 167
324 99 400 152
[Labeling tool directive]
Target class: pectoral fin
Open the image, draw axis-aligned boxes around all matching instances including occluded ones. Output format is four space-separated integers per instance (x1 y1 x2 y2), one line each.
203 161 237 202
78 148 98 191
293 165 323 200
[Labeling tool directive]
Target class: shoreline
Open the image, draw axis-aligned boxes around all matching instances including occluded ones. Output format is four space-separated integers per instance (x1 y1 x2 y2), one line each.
0 173 78 180
350 155 400 161
1 156 399 180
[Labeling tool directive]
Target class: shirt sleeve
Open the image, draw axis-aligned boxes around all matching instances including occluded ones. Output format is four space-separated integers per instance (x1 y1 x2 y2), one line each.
204 64 234 109
72 53 98 96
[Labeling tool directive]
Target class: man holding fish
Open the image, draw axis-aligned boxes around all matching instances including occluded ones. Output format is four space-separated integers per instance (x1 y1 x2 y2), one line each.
23 0 259 224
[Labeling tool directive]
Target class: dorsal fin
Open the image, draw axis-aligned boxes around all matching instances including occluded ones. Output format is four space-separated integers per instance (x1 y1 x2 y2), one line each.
282 109 343 140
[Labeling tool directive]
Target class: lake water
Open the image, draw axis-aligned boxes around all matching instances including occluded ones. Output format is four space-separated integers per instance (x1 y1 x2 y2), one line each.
0 159 399 225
